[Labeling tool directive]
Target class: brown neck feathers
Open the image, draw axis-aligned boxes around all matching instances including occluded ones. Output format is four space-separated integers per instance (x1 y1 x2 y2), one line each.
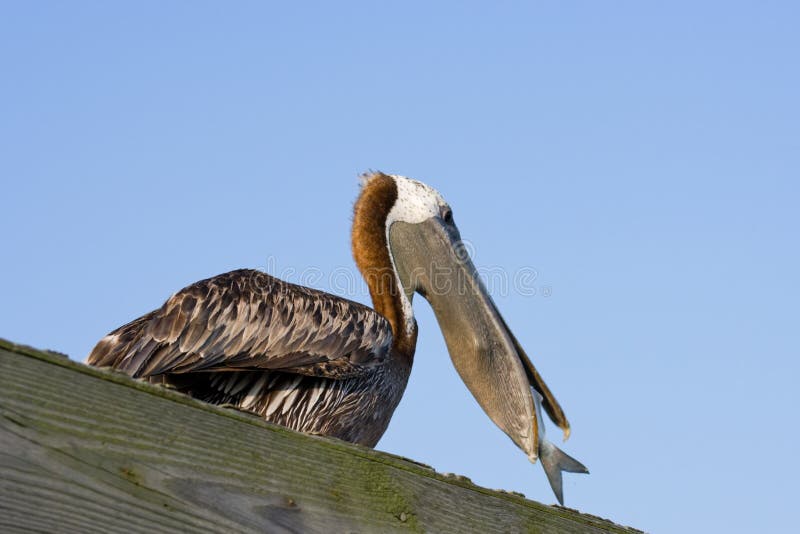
352 172 417 362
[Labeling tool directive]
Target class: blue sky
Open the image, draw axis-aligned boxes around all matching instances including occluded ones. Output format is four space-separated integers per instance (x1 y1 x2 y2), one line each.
2 2 798 531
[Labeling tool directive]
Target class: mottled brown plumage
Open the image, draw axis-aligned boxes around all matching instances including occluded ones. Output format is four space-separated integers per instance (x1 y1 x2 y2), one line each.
90 270 392 379
88 269 408 445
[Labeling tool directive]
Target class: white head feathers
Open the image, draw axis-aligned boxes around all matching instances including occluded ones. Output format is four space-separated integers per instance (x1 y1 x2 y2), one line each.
386 174 448 226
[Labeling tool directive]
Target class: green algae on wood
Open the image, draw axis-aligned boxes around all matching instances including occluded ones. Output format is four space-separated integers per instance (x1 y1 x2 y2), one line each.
0 338 639 533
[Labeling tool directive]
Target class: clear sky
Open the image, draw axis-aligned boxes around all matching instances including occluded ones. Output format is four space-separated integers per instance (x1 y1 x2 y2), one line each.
1 2 798 532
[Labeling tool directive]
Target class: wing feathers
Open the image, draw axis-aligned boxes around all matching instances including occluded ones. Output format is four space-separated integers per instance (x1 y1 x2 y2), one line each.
87 269 393 381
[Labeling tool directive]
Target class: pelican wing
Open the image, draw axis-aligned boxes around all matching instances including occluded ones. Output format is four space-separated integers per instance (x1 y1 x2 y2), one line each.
87 269 393 380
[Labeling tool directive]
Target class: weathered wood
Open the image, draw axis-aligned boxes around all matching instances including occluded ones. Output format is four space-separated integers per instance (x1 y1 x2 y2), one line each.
0 339 638 533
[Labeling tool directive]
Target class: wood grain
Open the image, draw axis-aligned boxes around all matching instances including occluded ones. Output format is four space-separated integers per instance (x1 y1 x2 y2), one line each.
0 339 638 533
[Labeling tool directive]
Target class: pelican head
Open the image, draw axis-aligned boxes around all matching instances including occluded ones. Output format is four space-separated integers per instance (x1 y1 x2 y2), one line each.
354 171 587 504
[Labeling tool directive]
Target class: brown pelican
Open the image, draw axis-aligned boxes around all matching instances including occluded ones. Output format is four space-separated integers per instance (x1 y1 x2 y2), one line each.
87 171 588 504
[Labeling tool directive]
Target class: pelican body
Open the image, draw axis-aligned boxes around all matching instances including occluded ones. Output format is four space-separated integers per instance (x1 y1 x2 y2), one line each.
88 172 587 503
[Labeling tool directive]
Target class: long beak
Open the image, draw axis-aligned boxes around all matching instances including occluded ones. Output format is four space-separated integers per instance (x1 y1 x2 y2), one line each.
388 217 571 461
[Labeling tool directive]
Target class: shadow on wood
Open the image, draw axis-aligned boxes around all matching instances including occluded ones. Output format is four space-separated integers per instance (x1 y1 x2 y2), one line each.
0 338 638 533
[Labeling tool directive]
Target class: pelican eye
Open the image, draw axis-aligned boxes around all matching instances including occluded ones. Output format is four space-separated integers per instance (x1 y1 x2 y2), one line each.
442 208 453 224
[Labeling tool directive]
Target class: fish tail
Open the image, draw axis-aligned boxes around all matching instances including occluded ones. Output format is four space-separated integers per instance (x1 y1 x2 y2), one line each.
539 440 589 505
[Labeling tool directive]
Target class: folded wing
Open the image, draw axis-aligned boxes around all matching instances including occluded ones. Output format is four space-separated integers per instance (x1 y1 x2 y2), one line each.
87 269 393 381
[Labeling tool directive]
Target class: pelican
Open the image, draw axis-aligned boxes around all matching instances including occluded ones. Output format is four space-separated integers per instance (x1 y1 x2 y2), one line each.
87 171 588 504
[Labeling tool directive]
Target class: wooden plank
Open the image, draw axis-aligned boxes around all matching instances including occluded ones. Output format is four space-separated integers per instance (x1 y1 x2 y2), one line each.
0 339 638 533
